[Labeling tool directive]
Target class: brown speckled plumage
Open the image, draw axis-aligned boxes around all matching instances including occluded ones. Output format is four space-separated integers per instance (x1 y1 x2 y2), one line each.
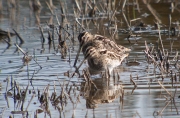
78 32 131 72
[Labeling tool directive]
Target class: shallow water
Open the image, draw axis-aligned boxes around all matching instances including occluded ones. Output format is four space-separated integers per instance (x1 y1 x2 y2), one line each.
0 0 180 118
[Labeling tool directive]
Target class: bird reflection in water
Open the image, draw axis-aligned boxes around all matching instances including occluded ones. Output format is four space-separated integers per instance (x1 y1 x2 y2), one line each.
80 69 123 109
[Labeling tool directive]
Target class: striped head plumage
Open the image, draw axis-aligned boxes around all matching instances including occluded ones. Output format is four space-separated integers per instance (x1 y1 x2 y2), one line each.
78 32 93 48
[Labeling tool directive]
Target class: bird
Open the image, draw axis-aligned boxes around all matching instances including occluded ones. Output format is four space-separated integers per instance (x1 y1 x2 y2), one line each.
78 32 131 56
73 32 131 74
84 46 129 73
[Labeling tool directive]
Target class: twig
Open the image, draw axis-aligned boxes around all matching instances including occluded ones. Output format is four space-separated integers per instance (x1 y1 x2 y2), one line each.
75 18 86 31
157 81 173 98
14 43 42 69
156 21 165 56
46 1 54 15
25 94 35 111
13 29 24 44
39 26 45 44
130 74 137 94
144 50 165 73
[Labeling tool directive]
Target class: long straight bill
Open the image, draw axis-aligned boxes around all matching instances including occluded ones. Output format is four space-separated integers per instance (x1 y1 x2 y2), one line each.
76 57 86 71
73 46 81 67
72 57 87 77
72 52 90 77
